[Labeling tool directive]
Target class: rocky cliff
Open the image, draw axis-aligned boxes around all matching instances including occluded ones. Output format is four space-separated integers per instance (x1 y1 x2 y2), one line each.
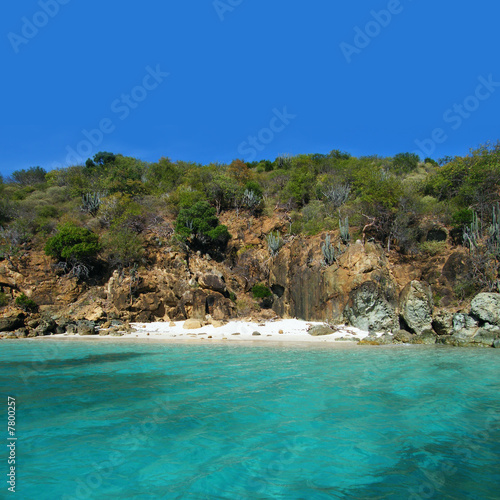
1 213 499 347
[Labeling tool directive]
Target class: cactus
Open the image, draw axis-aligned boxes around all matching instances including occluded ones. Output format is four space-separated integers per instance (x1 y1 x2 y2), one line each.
266 231 282 257
322 183 351 208
339 216 350 245
242 189 260 209
276 153 291 169
488 202 500 256
81 192 103 217
321 234 336 266
463 210 480 253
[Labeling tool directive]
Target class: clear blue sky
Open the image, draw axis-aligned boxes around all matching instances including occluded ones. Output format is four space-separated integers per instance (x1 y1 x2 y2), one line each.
1 0 500 177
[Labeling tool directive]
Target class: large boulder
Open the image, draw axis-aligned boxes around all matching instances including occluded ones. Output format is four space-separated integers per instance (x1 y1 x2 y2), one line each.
393 330 413 343
183 319 202 330
77 320 97 336
0 313 25 332
409 330 437 345
178 290 207 320
470 293 500 325
399 281 433 334
432 310 454 335
453 313 478 332
206 292 234 321
344 281 398 332
192 290 208 320
198 274 227 294
308 325 335 336
472 328 500 347
33 318 57 337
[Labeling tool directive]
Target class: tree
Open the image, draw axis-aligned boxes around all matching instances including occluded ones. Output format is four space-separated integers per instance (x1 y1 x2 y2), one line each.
45 223 100 278
10 166 47 186
102 228 144 270
391 153 420 174
228 159 251 185
145 157 183 193
86 152 116 168
284 166 314 206
175 201 231 254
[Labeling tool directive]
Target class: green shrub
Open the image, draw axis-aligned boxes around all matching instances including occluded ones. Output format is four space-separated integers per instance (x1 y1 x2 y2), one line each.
175 201 231 253
45 223 100 263
0 292 8 307
418 241 446 256
392 153 420 174
11 186 36 200
452 208 473 228
38 205 60 218
454 281 478 301
98 193 145 231
244 180 263 198
252 283 272 299
15 293 38 312
102 228 144 269
11 166 47 186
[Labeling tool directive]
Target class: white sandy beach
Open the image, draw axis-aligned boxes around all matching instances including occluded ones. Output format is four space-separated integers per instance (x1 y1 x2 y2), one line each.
51 319 383 344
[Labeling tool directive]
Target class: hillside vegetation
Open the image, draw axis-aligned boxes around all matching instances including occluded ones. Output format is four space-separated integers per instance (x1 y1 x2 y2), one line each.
1 143 499 309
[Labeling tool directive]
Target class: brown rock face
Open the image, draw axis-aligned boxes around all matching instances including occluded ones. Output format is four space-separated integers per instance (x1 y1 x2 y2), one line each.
198 274 227 294
270 238 397 326
0 215 477 332
206 292 234 320
441 252 470 285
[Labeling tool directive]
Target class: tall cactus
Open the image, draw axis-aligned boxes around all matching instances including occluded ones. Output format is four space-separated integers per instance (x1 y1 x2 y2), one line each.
488 202 500 256
463 210 480 253
339 216 350 245
321 234 337 266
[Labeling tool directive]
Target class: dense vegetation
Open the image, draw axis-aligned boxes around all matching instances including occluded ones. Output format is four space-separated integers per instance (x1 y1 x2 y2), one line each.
1 142 499 297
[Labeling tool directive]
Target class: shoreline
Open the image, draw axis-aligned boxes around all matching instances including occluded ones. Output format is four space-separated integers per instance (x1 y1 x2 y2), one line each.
29 319 382 345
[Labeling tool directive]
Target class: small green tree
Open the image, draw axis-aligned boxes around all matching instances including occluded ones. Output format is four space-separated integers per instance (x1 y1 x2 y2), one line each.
10 166 47 186
175 201 231 253
392 153 420 174
45 223 100 278
15 293 38 313
86 152 116 168
102 228 144 270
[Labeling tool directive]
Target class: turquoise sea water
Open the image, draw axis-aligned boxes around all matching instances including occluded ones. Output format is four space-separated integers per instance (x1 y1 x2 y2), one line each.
2 340 500 500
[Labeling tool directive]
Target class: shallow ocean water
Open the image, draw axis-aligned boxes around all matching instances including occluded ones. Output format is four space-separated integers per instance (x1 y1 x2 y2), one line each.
2 340 500 499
